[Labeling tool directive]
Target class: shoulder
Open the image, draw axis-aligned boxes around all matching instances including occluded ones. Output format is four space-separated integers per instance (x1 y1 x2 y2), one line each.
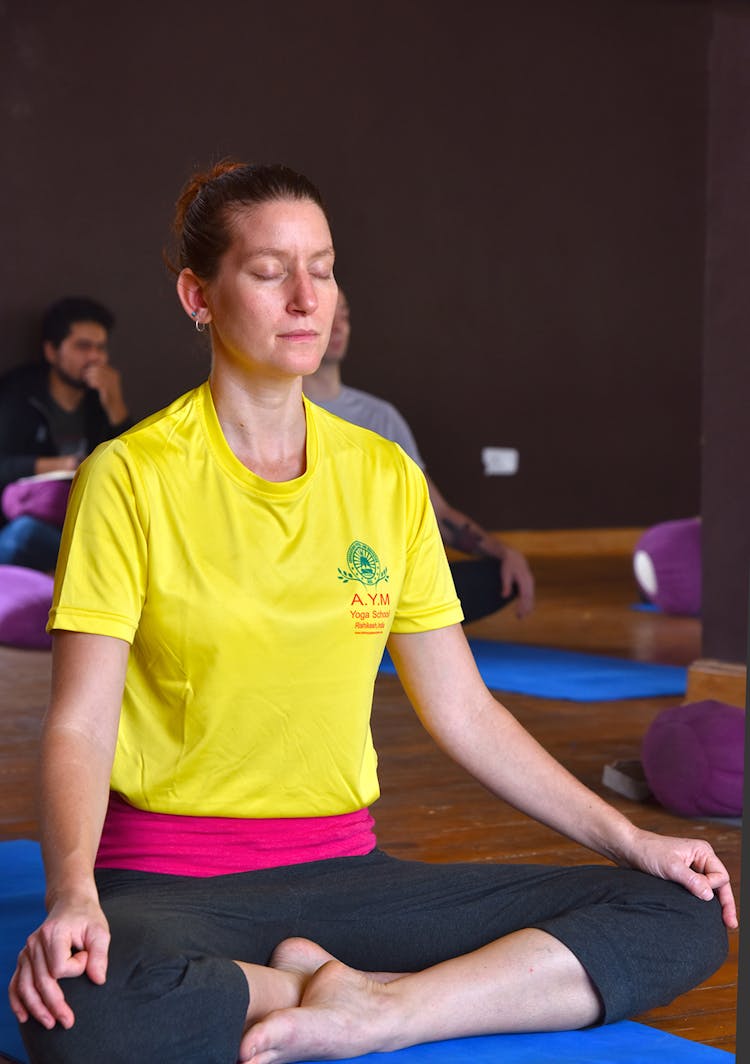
309 395 396 450
80 386 203 480
323 387 424 469
324 386 416 441
308 399 424 489
118 386 202 451
309 395 399 452
69 389 201 526
337 385 408 425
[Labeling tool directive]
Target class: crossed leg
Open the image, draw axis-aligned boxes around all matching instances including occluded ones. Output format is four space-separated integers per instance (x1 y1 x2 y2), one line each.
20 859 725 1064
239 929 600 1063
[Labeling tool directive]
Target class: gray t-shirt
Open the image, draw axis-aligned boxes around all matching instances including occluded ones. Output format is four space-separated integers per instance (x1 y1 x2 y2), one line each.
313 385 425 469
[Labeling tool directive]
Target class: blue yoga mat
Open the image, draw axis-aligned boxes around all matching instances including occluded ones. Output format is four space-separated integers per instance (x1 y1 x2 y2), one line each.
1 842 732 1064
380 640 687 701
1 841 46 1063
325 1023 733 1062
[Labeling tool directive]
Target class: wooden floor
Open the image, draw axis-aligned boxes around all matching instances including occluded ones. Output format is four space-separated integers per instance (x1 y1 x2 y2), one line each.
0 539 740 1054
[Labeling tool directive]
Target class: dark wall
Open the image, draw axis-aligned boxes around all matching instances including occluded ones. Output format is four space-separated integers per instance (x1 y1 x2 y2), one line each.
1 0 709 529
701 2 750 663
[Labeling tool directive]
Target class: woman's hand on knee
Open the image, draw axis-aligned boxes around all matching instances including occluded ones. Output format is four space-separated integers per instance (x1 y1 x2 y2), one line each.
624 829 737 930
8 896 110 1029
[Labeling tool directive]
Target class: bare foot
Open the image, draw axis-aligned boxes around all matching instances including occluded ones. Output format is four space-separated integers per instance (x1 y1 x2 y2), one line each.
234 936 340 1042
239 959 403 1063
268 937 337 976
235 938 333 1039
270 937 406 986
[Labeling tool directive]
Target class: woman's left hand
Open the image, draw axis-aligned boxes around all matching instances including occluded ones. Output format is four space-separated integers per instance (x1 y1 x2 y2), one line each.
621 828 737 929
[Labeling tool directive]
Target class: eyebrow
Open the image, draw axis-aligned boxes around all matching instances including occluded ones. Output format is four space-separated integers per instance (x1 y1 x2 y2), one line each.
245 246 335 260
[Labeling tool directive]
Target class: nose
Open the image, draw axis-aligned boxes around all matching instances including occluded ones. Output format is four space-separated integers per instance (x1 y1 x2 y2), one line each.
288 271 318 316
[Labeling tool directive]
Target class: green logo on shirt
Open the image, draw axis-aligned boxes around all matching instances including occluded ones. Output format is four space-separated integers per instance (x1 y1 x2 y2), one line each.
338 541 389 588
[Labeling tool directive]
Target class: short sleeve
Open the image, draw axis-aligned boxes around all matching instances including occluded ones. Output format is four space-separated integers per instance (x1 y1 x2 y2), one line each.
390 453 463 633
48 439 148 642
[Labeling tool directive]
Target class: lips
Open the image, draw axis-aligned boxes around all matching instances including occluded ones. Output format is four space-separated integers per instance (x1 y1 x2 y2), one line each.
279 330 318 341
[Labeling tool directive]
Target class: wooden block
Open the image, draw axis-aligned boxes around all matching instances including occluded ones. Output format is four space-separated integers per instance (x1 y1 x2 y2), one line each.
602 759 652 802
686 658 747 709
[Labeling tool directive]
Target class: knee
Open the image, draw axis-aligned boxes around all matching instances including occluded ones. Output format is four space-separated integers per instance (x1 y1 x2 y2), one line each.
21 948 248 1064
686 893 728 977
647 878 728 988
20 961 165 1064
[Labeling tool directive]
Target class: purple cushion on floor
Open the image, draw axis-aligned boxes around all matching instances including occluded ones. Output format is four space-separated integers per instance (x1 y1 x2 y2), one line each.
0 565 53 649
641 700 744 817
632 517 701 616
2 477 72 526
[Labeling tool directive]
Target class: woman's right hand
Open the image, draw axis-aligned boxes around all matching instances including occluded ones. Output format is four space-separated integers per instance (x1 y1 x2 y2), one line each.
8 893 110 1030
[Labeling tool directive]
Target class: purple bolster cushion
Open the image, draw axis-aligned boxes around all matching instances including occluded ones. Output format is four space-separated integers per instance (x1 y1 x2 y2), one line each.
0 565 54 649
641 700 744 817
632 517 701 616
2 477 72 527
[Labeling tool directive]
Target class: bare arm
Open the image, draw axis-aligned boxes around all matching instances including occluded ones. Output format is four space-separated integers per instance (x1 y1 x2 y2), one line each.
9 631 129 1030
387 625 737 928
425 475 535 618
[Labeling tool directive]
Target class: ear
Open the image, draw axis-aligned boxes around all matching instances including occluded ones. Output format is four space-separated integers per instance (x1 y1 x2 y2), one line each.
42 341 58 367
176 269 212 326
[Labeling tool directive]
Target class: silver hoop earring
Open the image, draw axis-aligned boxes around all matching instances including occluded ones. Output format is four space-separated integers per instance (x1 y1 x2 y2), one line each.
195 319 207 333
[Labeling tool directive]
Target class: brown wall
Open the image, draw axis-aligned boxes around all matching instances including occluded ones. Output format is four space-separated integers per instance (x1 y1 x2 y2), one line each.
701 2 750 663
1 0 708 530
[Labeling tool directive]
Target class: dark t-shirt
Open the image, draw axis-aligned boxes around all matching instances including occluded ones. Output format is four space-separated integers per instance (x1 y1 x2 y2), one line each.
44 400 88 457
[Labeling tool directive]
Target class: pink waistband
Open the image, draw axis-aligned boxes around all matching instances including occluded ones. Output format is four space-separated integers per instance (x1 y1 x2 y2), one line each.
96 793 377 877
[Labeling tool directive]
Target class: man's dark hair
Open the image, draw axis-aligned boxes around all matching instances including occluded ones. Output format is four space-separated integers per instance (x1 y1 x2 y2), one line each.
41 297 115 347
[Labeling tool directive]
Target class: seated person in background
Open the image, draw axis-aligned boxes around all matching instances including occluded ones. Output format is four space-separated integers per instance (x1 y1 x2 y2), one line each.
0 296 131 570
304 290 535 622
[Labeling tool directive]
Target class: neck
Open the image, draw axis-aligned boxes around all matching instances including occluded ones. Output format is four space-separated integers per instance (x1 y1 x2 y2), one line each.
209 364 309 482
303 360 342 403
48 370 85 413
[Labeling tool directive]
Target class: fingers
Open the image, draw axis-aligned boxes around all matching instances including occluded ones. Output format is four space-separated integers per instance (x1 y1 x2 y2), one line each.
682 867 715 902
82 364 110 390
8 968 29 1024
82 363 118 396
515 583 535 618
499 550 535 619
84 926 110 984
500 557 515 599
715 881 739 929
513 572 535 618
701 860 738 929
657 842 738 930
8 910 110 1029
9 938 77 1030
683 868 738 928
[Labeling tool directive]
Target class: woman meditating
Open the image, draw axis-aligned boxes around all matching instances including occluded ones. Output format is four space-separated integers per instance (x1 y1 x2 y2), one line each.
10 161 734 1064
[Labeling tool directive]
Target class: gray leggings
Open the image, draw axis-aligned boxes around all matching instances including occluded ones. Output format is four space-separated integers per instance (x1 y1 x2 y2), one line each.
21 850 727 1064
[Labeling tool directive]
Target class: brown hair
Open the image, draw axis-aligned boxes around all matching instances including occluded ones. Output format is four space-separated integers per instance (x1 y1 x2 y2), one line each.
168 160 327 280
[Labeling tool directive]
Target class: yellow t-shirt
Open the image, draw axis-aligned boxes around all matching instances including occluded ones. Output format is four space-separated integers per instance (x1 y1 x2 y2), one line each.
49 384 462 818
